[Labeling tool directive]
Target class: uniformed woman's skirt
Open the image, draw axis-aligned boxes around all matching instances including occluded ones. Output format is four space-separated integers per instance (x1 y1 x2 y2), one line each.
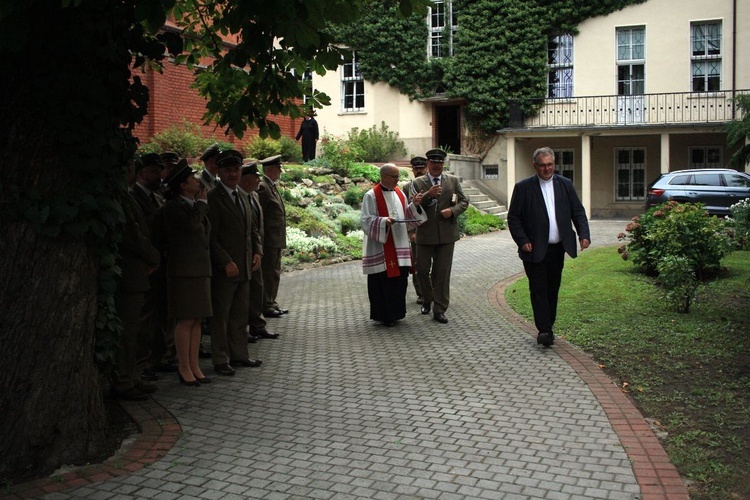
167 276 212 320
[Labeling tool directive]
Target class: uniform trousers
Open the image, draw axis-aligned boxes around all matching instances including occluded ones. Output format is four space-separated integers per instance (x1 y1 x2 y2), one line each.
248 267 267 333
210 276 250 365
415 242 455 314
261 246 282 311
114 291 145 391
522 242 565 334
410 241 422 301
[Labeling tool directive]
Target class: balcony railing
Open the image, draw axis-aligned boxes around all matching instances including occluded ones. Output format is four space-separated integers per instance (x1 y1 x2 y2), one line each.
508 89 749 129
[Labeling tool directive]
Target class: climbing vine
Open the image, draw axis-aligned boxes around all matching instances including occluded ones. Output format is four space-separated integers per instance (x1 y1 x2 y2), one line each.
332 0 648 134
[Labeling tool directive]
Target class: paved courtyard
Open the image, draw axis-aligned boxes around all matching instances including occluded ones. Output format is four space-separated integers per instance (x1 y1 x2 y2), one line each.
27 220 690 500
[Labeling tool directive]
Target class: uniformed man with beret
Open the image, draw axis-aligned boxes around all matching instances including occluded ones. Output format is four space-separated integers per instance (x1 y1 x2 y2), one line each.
408 149 468 324
207 150 264 375
403 156 428 305
257 155 288 318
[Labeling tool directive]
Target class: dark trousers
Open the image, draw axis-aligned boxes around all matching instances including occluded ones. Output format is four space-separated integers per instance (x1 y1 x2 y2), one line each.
523 243 565 334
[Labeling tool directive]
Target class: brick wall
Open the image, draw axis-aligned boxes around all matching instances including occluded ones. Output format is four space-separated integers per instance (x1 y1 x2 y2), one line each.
133 62 301 151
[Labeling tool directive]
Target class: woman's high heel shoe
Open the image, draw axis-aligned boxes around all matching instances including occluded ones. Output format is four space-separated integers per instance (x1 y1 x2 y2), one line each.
178 373 200 387
195 376 212 384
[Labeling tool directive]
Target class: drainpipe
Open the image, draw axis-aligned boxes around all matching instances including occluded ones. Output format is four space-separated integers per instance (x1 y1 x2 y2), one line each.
732 0 737 118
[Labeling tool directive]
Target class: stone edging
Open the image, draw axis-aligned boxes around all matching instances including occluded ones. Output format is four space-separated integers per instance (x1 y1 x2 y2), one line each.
1 399 180 499
488 272 691 500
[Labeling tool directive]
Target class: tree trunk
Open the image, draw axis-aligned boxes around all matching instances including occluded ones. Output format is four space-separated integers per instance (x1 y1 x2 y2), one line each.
0 222 107 480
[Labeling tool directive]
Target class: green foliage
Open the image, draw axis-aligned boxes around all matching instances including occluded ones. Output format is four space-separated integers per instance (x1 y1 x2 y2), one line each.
342 185 368 207
346 122 406 162
347 162 381 182
656 255 699 313
334 232 364 259
458 205 505 236
728 198 750 250
138 120 232 158
244 135 302 163
319 133 363 176
332 0 647 133
618 201 733 279
285 205 335 238
280 164 308 182
726 94 750 169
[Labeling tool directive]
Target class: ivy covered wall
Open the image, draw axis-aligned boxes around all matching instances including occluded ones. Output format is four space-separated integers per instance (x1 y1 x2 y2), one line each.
331 0 647 134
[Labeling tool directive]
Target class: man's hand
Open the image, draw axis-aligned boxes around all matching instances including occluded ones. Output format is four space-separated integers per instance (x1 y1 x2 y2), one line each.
521 243 533 253
413 190 426 206
224 261 239 278
251 253 262 271
440 208 452 219
580 239 591 250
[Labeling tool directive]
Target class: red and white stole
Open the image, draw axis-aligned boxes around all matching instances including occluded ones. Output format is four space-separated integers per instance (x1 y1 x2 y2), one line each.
373 183 407 278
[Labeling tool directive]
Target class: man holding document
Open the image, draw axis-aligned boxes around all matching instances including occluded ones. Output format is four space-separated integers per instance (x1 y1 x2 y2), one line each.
361 164 427 327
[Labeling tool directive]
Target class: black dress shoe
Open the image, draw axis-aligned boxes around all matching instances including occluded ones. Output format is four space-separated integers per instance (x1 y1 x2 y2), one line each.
134 381 157 394
421 302 431 315
213 363 236 376
264 309 283 318
537 332 554 347
230 358 263 368
247 333 257 343
433 312 448 324
276 307 289 314
155 362 178 373
255 330 279 339
382 321 396 327
416 297 424 304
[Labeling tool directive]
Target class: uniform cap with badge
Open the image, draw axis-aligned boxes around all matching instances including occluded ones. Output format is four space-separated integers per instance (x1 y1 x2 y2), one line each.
216 149 244 168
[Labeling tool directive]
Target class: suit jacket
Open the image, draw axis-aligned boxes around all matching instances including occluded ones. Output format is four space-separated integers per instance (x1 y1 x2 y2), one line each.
200 169 218 189
207 184 262 281
257 176 286 249
245 190 264 244
129 183 164 226
118 192 161 293
506 173 590 263
410 174 469 245
160 197 211 278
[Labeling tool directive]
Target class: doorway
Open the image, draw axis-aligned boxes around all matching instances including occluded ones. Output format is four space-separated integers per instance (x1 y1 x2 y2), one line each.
435 105 461 154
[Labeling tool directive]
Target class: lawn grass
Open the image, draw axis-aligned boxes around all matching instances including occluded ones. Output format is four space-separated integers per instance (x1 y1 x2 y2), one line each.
505 247 750 500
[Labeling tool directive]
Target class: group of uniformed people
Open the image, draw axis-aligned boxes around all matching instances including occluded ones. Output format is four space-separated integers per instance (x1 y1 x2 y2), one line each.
113 145 288 400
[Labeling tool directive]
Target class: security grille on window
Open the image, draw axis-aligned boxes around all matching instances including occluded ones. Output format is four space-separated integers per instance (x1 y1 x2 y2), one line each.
689 146 722 168
547 34 573 99
342 51 364 112
482 164 498 180
615 148 646 201
553 149 574 182
429 0 458 58
691 21 721 92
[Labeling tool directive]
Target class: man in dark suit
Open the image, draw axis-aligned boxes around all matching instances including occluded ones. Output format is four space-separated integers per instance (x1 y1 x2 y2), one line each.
207 150 264 375
257 155 288 318
238 162 279 341
507 146 591 347
409 149 469 324
130 153 174 380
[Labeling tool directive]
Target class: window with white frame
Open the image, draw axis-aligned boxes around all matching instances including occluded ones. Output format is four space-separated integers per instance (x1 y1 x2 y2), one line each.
616 27 645 96
553 149 574 182
547 34 573 99
689 146 722 168
429 0 458 58
341 51 364 112
615 148 646 201
691 21 721 92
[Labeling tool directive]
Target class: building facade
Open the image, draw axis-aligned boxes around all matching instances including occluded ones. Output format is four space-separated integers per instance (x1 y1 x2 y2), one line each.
314 0 749 218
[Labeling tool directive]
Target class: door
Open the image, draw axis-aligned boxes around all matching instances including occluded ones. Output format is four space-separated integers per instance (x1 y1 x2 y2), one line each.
435 105 461 154
616 27 646 124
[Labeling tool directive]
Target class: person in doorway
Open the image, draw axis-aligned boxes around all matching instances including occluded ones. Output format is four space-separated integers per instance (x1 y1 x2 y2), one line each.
506 146 590 347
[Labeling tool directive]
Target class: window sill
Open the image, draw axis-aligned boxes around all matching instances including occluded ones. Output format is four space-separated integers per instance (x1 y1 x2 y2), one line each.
338 111 367 116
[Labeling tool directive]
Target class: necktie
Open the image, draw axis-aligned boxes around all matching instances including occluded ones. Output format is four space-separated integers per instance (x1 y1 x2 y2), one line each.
233 191 245 219
433 177 440 186
149 192 159 207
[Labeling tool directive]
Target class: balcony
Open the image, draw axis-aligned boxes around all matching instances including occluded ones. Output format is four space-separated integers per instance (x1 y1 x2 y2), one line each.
508 90 749 129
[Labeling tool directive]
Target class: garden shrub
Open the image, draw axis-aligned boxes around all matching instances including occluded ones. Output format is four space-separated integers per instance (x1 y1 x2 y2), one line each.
279 135 303 163
319 133 363 176
348 162 382 183
285 227 338 262
346 122 406 162
285 205 334 238
728 198 750 250
281 165 307 182
458 205 505 236
656 255 700 313
618 200 733 278
337 211 362 235
334 231 364 259
244 136 280 160
342 185 368 208
138 120 232 158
